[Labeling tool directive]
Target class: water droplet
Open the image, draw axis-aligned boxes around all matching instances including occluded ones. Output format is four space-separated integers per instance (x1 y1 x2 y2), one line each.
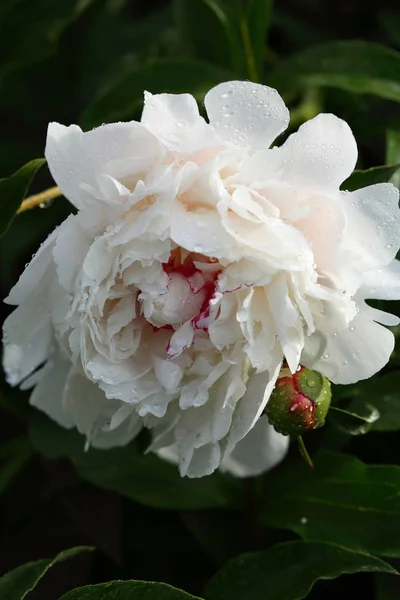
221 89 234 98
350 325 355 332
306 379 316 388
323 353 329 359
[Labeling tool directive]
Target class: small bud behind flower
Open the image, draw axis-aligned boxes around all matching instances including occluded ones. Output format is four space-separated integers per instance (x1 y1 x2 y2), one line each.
266 366 332 436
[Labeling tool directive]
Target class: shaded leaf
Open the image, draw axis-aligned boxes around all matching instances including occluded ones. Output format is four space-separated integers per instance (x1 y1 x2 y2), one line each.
386 130 400 189
342 164 400 192
344 372 400 433
0 159 45 239
0 0 95 84
202 0 274 80
29 411 240 511
269 41 400 102
0 547 92 600
376 573 400 600
260 451 400 557
81 59 234 129
59 581 202 599
204 541 397 600
328 404 380 435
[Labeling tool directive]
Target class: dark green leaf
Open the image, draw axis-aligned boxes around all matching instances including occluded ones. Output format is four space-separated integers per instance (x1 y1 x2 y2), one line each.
203 541 397 600
343 372 400 432
173 0 230 69
29 411 240 511
202 0 273 80
328 404 380 435
0 547 92 600
260 451 400 556
0 0 95 84
0 159 45 239
375 573 400 600
342 164 400 191
380 12 400 48
269 42 400 102
81 59 234 129
59 581 202 600
387 131 400 189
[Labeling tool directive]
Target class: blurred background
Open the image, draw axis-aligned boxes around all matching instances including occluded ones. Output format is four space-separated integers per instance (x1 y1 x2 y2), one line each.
0 0 400 598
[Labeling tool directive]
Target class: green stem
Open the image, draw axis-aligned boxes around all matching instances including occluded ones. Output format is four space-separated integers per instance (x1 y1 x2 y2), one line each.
298 436 314 470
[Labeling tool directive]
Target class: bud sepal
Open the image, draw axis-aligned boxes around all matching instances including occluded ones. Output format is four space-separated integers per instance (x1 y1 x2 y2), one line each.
266 366 332 436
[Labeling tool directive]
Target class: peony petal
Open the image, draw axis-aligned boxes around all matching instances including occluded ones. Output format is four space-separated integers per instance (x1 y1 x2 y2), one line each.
243 113 357 190
205 81 289 149
220 415 289 477
2 285 53 387
361 260 400 300
141 92 215 153
339 184 400 282
224 347 282 455
302 310 395 384
29 353 74 428
5 227 58 306
45 121 162 209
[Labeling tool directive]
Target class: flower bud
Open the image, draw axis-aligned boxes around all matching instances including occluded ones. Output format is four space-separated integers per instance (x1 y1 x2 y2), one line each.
266 366 331 436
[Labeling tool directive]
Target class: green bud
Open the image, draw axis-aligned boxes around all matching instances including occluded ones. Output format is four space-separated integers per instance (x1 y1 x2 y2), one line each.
265 366 331 436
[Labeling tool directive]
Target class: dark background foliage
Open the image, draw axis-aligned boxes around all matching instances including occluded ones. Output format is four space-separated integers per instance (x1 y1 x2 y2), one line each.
1 0 400 598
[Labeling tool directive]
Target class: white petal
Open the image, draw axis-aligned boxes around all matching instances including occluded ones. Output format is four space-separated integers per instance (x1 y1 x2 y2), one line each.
185 443 221 478
45 121 162 209
63 368 140 447
220 415 289 477
361 260 400 300
224 347 282 455
280 113 357 188
205 81 289 149
2 285 53 386
340 184 400 277
141 92 214 152
245 114 357 190
29 353 74 428
5 227 58 305
302 311 395 384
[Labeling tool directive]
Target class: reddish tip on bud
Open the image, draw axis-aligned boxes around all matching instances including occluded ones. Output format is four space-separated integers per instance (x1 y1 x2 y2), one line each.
265 366 331 436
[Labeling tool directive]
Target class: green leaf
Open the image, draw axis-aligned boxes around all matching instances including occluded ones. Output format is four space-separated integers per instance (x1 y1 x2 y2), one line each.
269 42 400 102
0 437 32 495
343 372 400 433
29 411 240 511
260 451 400 557
81 59 234 129
375 573 400 600
0 547 92 600
0 0 95 85
342 164 400 192
59 581 202 600
201 0 273 80
328 404 380 435
0 159 45 239
386 131 400 189
203 541 397 600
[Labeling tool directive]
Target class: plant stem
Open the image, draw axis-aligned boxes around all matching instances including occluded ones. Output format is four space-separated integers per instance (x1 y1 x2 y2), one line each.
17 186 61 214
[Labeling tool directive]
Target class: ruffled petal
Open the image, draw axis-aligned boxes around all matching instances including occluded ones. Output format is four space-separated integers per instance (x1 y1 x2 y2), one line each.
45 121 162 209
302 310 395 384
141 92 215 153
29 353 74 428
220 415 289 477
243 113 357 190
205 81 289 150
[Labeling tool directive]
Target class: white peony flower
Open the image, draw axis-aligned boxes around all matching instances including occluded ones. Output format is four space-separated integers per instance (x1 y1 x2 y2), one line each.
3 81 400 478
